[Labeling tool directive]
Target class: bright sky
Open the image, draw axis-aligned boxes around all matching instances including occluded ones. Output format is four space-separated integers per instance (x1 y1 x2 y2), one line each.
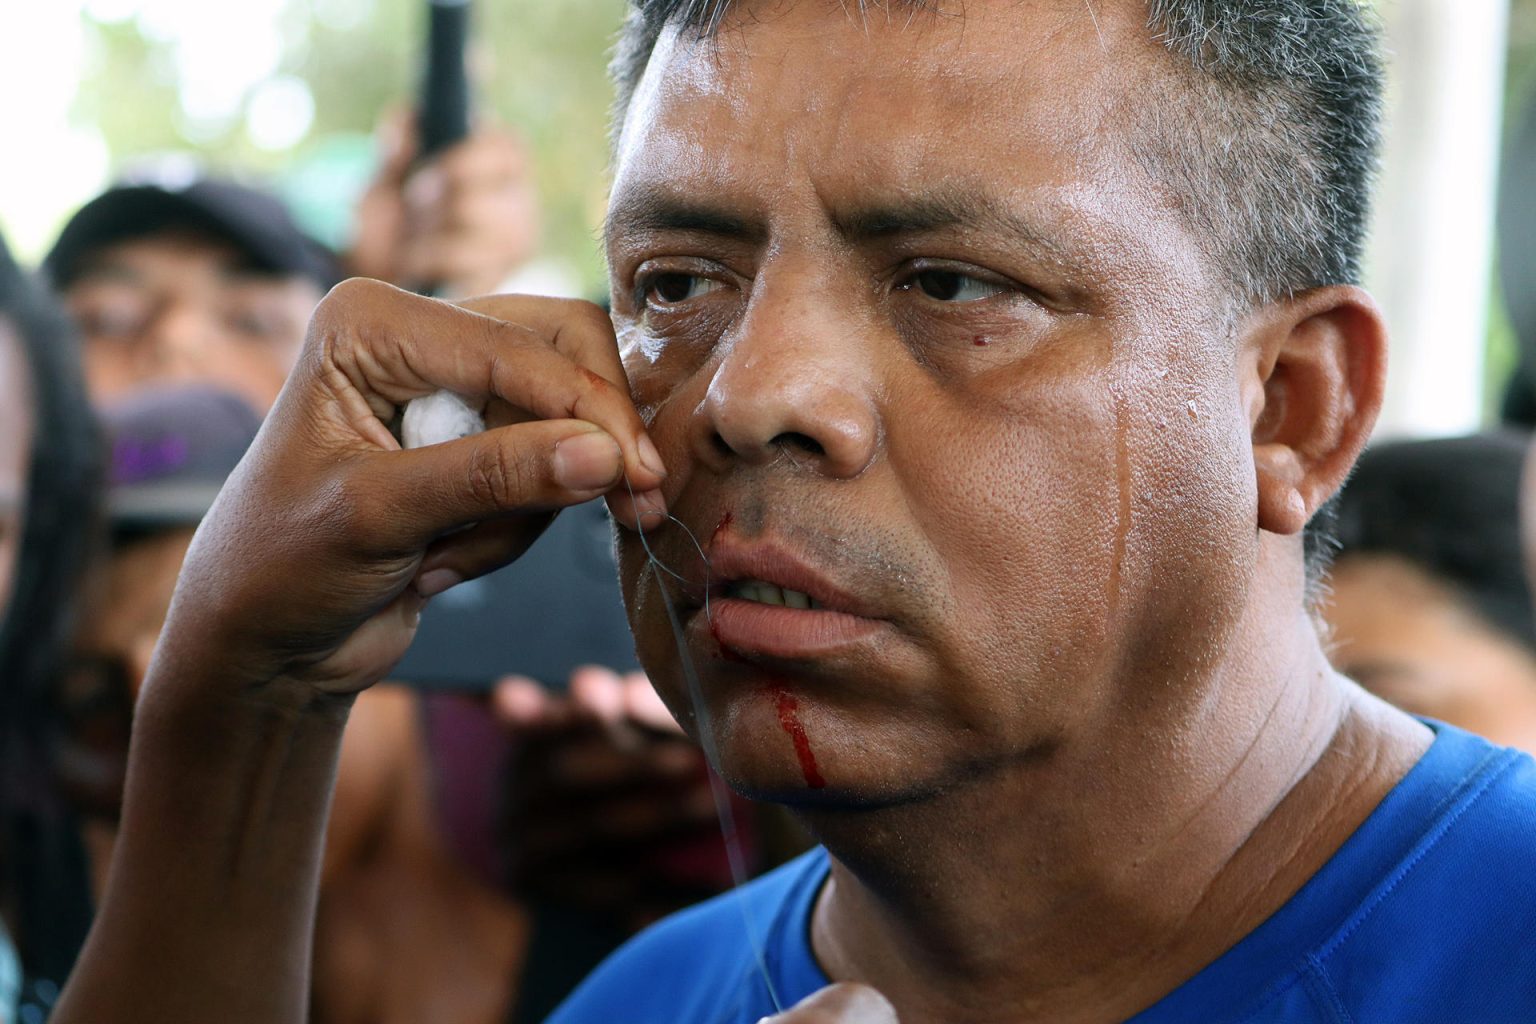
0 0 357 263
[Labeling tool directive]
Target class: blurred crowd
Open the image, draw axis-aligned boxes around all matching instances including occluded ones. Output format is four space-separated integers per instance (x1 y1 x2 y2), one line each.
0 115 808 1024
1 47 1535 1024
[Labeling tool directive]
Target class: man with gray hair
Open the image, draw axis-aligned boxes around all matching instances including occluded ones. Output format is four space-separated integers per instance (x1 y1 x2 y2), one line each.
52 2 1536 1022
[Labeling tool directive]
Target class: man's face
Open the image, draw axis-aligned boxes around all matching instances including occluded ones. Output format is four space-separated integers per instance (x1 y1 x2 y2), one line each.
1325 554 1536 753
0 321 32 618
607 1 1261 806
58 527 195 816
64 231 320 414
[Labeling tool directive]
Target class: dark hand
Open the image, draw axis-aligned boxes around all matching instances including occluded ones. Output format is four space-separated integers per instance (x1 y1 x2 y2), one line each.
157 279 666 701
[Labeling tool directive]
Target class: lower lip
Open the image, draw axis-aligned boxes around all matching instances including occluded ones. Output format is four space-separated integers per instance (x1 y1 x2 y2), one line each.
701 598 885 659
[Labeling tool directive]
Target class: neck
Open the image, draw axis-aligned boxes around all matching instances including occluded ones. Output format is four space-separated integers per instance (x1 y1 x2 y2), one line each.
802 609 1430 1024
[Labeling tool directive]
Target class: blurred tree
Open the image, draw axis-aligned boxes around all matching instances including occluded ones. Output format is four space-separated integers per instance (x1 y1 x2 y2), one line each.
64 0 1536 310
73 0 626 292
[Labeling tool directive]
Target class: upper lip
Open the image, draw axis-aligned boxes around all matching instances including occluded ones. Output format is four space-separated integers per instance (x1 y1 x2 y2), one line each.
698 539 884 621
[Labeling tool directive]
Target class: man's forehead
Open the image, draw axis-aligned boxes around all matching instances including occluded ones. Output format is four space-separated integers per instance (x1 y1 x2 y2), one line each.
71 232 291 289
610 0 1159 217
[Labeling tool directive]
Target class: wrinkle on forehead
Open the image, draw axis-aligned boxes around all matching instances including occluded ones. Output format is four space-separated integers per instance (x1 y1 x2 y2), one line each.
609 0 1225 326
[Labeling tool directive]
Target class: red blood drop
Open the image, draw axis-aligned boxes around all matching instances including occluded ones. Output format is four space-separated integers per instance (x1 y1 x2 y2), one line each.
708 616 746 662
770 686 826 789
712 509 734 544
973 335 991 346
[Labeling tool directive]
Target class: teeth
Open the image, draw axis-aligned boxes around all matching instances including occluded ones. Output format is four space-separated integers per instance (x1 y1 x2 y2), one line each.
729 580 818 609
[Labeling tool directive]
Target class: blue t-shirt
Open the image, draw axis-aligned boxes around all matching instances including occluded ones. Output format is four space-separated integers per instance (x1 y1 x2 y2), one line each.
549 723 1536 1023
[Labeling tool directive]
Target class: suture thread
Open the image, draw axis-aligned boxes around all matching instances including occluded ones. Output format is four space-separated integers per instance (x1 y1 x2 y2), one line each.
623 478 785 1013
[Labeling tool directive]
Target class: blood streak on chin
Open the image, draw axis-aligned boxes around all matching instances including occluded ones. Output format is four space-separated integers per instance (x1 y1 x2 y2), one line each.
768 685 826 789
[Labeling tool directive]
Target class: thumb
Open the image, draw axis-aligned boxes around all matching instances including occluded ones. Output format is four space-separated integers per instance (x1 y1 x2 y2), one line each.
373 418 623 550
762 984 899 1024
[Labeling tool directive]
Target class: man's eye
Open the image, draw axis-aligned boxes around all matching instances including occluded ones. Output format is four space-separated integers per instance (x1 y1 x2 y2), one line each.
905 269 1007 302
645 273 721 305
227 309 281 338
80 304 146 337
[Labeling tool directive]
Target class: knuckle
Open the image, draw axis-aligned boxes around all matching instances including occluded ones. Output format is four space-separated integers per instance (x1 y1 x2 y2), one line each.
467 440 541 509
320 275 387 316
568 298 615 336
310 277 392 357
306 469 381 548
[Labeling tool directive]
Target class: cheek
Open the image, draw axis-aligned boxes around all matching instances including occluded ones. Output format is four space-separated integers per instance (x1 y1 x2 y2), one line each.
617 531 697 731
619 320 717 423
82 344 140 401
894 376 1129 732
892 356 1256 730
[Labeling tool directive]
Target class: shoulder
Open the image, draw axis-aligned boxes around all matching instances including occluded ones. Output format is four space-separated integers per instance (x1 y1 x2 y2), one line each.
1312 727 1536 1015
547 849 830 1024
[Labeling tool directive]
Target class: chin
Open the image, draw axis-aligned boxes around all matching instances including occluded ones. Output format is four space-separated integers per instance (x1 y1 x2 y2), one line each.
708 720 966 814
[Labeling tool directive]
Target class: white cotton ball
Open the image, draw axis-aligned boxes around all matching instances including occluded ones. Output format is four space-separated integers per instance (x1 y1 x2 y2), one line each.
400 390 485 449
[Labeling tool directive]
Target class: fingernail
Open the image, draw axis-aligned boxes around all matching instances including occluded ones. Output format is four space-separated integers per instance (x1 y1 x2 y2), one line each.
637 434 667 479
554 431 623 491
416 568 464 599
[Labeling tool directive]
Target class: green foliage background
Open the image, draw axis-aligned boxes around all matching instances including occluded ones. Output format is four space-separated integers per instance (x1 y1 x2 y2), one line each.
68 0 1536 341
75 0 629 293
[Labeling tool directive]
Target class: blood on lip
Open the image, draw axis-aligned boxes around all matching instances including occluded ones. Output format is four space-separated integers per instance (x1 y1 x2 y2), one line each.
708 615 747 663
769 684 826 789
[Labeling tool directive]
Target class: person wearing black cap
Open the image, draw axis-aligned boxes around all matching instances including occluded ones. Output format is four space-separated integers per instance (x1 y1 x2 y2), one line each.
1324 433 1536 753
44 177 342 414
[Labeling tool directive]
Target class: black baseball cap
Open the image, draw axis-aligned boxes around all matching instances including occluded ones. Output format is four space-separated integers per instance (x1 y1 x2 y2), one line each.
44 178 341 292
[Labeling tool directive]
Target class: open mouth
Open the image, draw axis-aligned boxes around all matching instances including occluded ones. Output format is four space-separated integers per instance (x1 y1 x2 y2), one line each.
722 580 822 610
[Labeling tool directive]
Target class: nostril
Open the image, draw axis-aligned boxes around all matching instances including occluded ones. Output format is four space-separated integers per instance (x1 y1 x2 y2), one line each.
710 432 734 459
774 432 825 458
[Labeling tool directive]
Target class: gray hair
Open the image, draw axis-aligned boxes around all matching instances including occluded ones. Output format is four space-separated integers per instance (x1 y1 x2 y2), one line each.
608 0 1384 308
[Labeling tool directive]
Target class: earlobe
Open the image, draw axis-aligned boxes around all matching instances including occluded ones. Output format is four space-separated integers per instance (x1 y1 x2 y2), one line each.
1245 286 1387 537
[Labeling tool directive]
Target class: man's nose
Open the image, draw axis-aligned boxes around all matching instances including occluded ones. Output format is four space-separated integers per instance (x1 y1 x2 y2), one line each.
692 272 881 479
136 298 220 380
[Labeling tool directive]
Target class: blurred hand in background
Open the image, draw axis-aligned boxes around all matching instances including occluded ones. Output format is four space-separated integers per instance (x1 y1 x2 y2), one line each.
494 667 737 933
349 109 541 298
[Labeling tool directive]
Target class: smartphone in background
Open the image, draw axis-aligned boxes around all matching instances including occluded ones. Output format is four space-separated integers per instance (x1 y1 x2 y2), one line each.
392 500 640 691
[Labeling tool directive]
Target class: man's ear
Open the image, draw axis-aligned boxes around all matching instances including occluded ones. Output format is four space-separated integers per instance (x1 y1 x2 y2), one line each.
1242 286 1387 537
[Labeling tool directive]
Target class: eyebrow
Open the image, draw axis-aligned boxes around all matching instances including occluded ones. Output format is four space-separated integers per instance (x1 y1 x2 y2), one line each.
72 253 287 290
605 191 768 246
606 184 1084 269
71 259 144 288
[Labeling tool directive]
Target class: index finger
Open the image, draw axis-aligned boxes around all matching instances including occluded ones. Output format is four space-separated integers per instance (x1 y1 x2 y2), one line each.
308 280 666 492
457 292 630 399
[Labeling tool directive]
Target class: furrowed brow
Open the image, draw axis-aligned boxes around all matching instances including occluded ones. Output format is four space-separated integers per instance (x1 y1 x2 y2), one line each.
833 191 1083 268
605 188 767 246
